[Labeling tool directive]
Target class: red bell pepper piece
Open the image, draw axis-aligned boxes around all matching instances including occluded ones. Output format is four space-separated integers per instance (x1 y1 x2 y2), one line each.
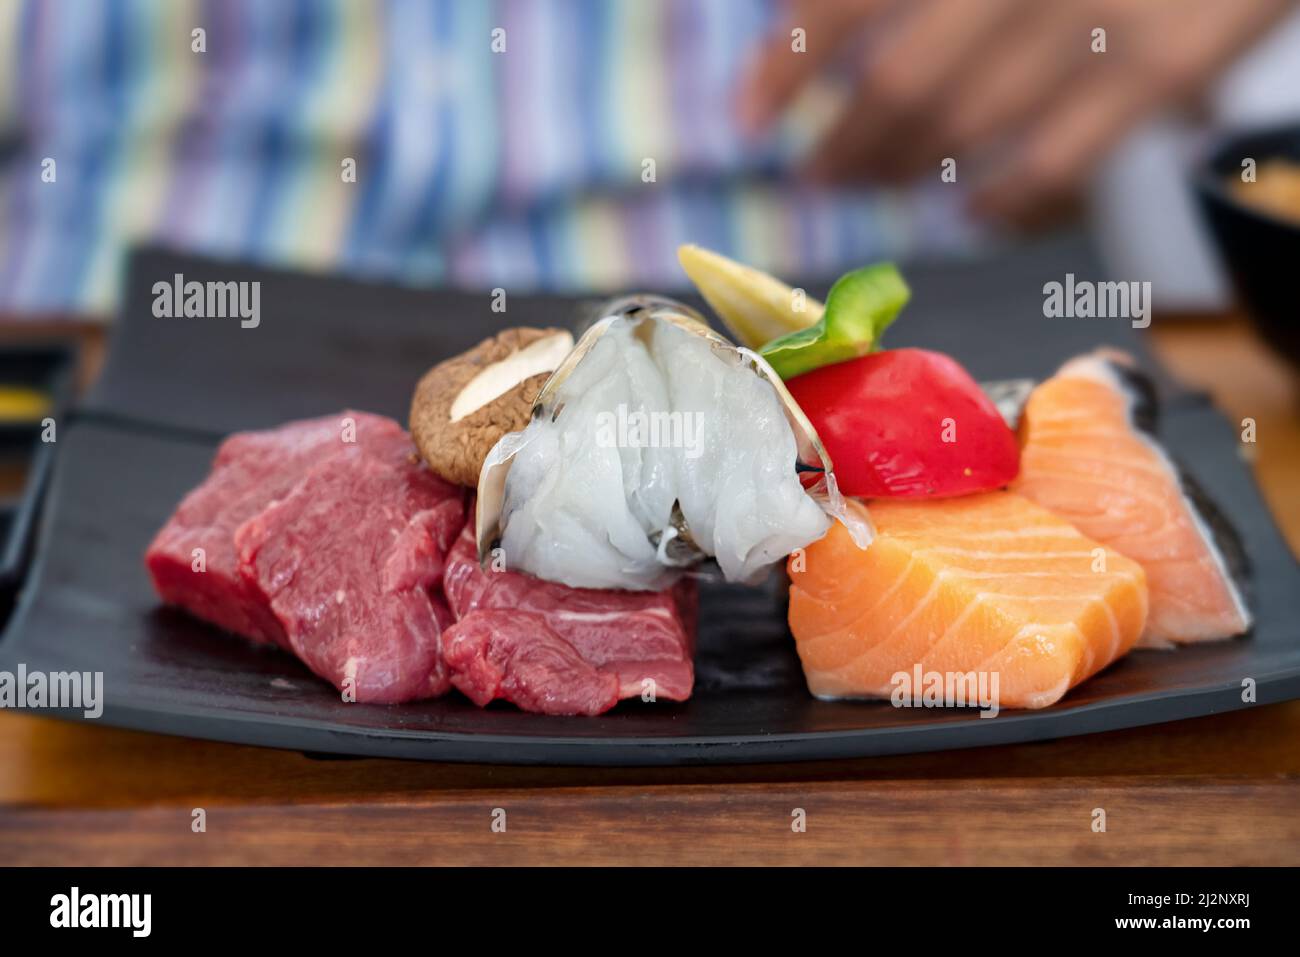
786 348 1020 498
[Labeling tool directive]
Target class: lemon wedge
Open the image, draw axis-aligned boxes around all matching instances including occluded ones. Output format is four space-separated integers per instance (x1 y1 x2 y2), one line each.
677 244 824 349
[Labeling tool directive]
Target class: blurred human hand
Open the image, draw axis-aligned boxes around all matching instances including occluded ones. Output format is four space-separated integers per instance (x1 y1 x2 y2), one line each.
737 0 1296 226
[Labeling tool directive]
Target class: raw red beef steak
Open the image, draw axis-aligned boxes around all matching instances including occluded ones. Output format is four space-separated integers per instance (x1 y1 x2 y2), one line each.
146 411 411 644
236 451 465 703
147 415 697 714
146 412 466 703
442 612 623 716
442 518 697 714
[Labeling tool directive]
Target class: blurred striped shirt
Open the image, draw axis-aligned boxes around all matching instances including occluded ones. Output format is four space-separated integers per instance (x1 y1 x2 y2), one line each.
0 0 977 317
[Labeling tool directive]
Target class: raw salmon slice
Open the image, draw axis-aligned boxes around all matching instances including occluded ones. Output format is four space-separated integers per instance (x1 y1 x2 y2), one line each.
787 492 1148 710
1013 351 1251 645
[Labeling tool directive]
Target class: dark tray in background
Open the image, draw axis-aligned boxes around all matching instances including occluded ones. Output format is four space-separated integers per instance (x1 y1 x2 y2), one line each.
0 344 74 604
0 240 1296 765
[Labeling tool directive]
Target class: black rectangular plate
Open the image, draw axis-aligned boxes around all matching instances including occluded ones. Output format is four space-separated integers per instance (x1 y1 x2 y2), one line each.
1 241 1297 766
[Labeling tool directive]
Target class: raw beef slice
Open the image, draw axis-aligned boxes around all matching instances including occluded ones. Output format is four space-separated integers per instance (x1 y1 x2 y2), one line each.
236 449 466 703
442 612 623 716
146 411 465 703
146 411 413 645
441 517 697 714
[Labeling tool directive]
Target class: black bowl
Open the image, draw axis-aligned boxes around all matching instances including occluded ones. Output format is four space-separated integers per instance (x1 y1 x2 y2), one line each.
1193 121 1300 365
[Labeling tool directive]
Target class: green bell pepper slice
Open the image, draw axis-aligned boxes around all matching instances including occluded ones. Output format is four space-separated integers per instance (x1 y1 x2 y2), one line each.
759 263 910 380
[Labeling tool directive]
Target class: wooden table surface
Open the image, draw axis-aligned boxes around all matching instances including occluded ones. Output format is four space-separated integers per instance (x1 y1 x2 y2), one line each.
1 314 1297 866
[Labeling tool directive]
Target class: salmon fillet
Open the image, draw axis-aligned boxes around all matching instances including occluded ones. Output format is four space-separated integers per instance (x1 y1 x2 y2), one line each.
787 492 1148 710
1013 352 1251 644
